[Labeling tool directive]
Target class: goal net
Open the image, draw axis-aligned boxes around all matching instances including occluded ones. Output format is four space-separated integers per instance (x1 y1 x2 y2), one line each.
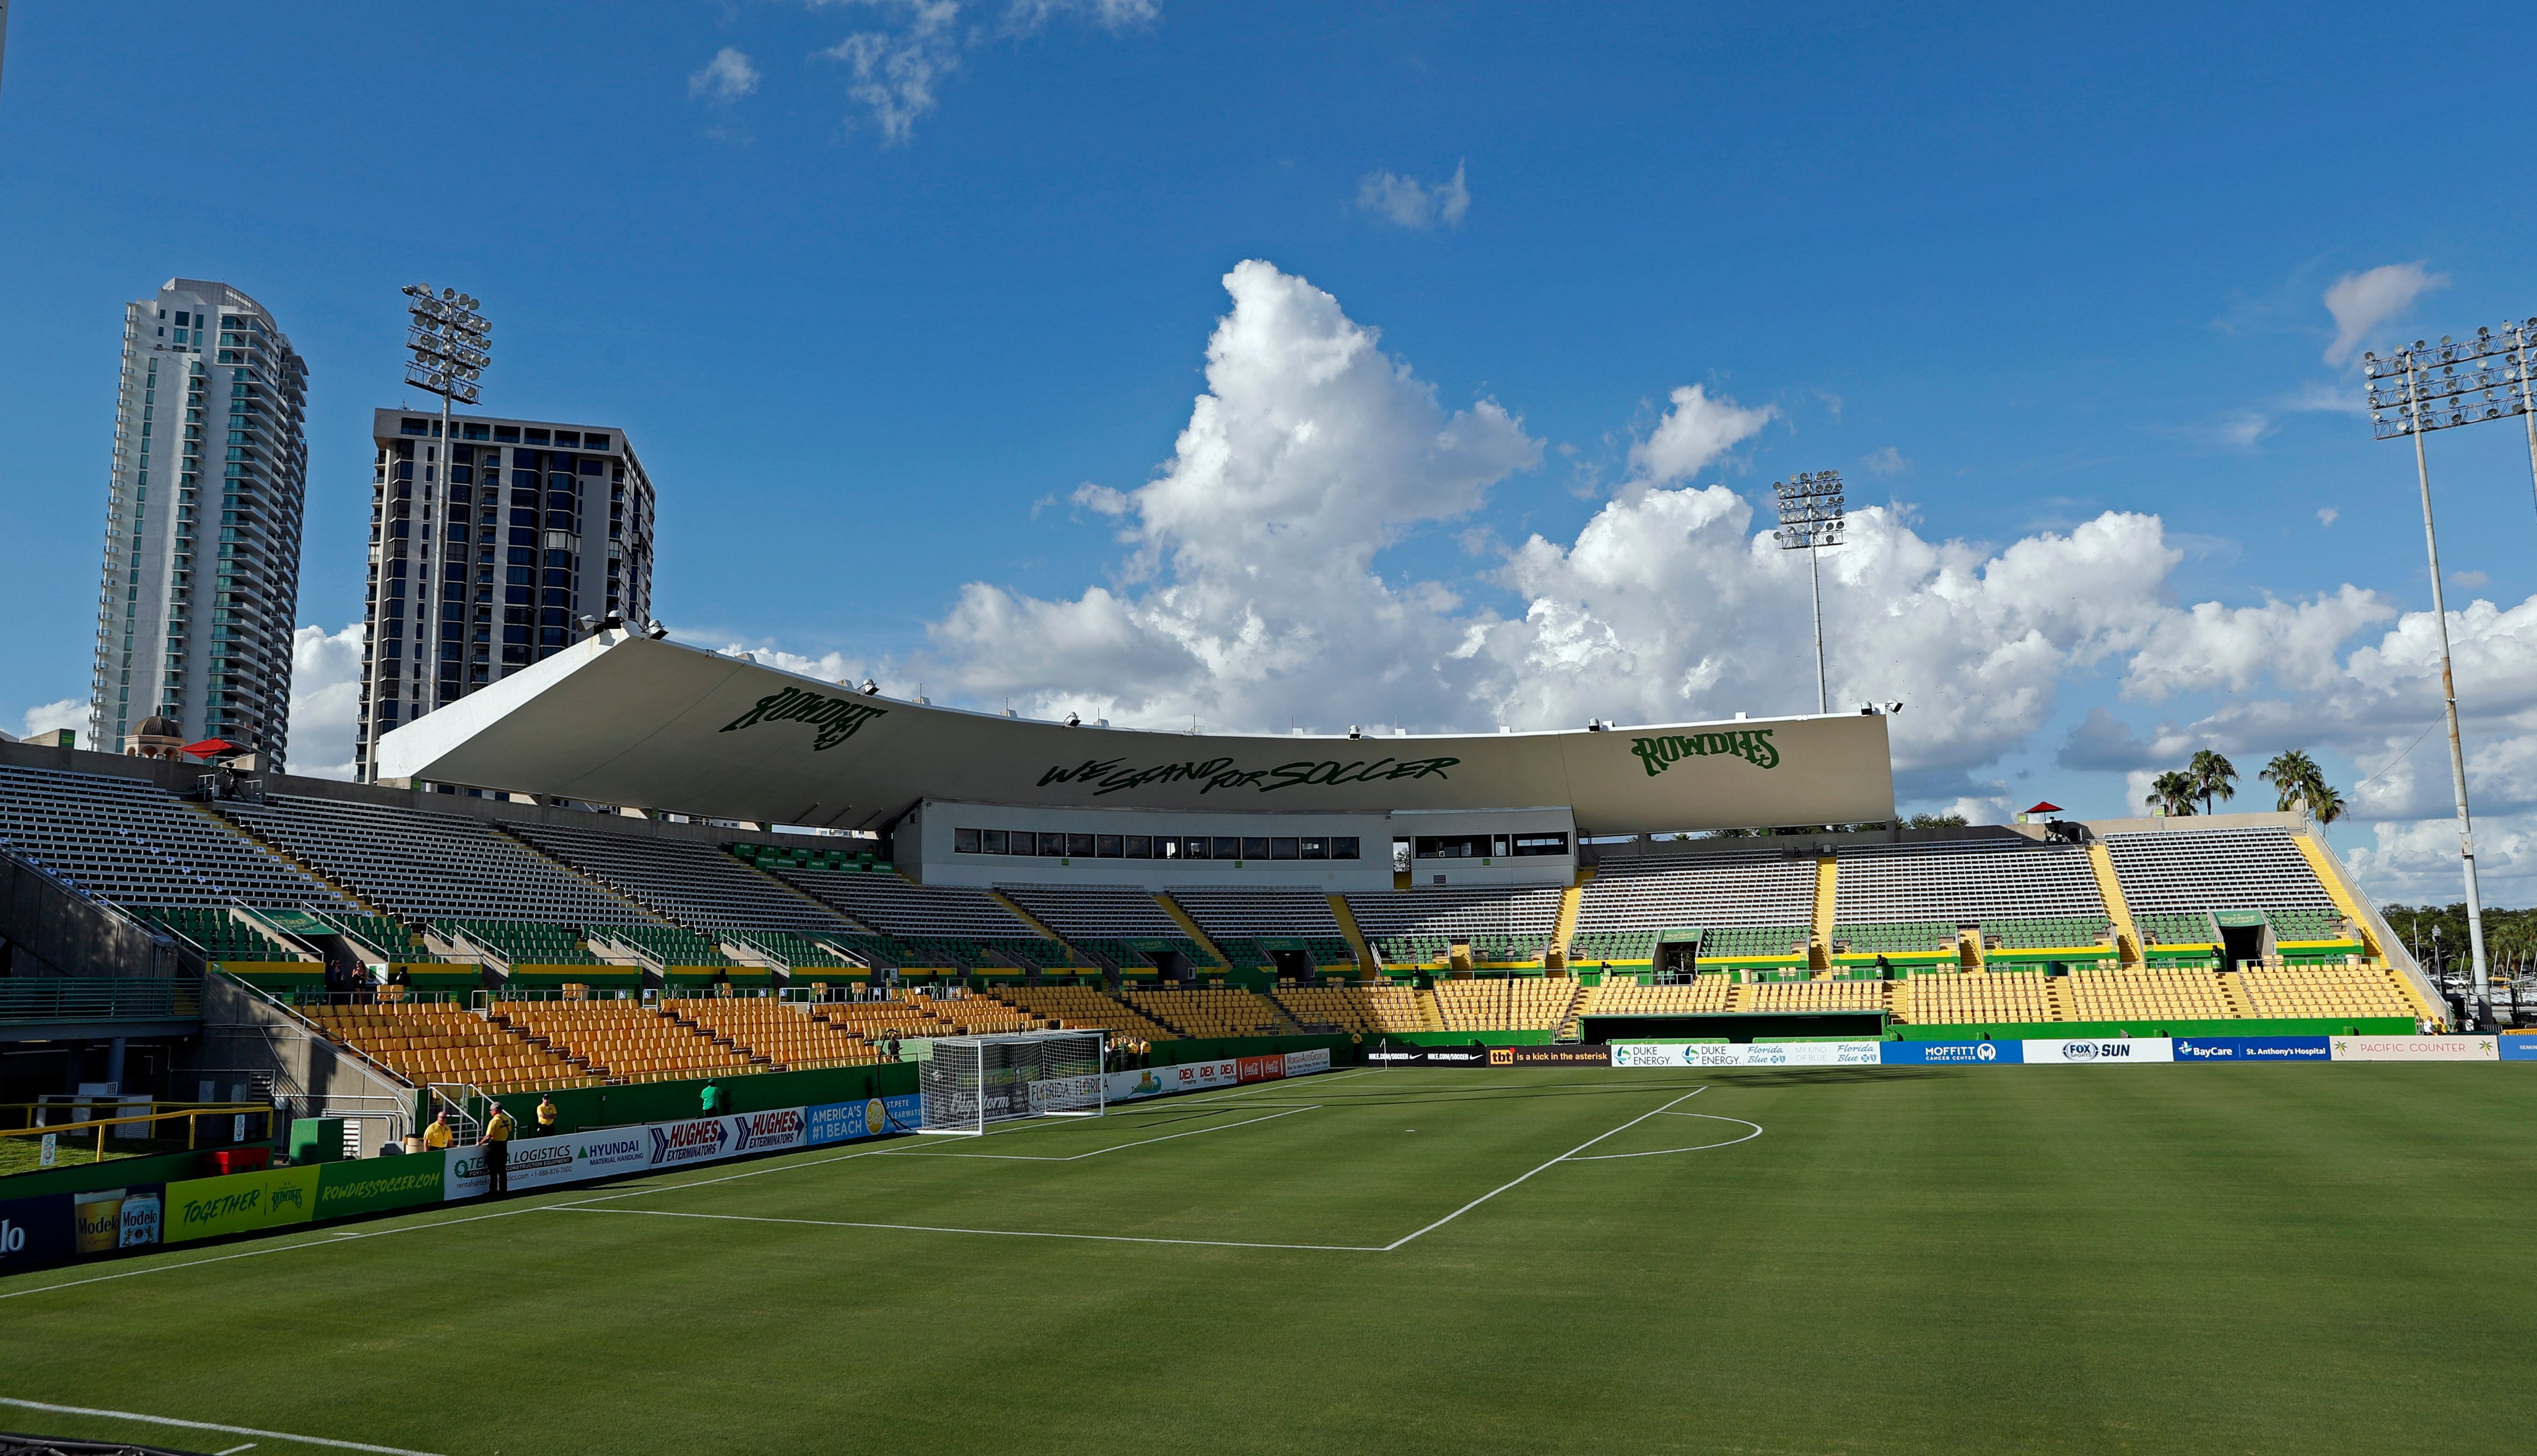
918 1029 1107 1136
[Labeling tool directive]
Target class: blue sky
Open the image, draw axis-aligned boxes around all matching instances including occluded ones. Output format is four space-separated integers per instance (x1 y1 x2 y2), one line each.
4 2 2537 899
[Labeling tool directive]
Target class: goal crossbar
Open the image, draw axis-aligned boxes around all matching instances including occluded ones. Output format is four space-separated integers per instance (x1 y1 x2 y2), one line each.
918 1029 1107 1136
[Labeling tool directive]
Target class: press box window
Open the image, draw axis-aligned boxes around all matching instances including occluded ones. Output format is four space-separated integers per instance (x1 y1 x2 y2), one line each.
954 828 981 854
1270 837 1300 860
1065 832 1096 858
982 829 1008 855
1095 834 1124 858
1512 833 1571 857
1124 835 1152 858
1038 833 1066 857
1332 837 1361 860
1416 834 1492 860
1242 837 1270 860
1211 836 1241 860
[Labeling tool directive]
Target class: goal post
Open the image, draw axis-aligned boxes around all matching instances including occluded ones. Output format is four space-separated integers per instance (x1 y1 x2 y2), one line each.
918 1029 1107 1136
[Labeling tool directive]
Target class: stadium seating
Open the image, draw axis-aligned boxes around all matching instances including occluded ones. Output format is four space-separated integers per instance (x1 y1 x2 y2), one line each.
1574 848 1817 938
779 865 1072 969
326 912 444 962
495 1001 761 1081
513 822 855 934
0 764 352 910
436 920 609 967
1578 979 1733 1016
2059 967 2237 1021
1894 970 2054 1024
1165 888 1359 970
308 1003 596 1092
1835 839 2107 923
1001 884 1216 970
1348 886 1562 967
227 796 640 923
1701 925 1813 960
1983 917 2111 950
1430 977 1581 1032
730 929 857 970
1830 921 1958 955
994 986 1178 1042
131 905 297 963
665 999 882 1069
1126 987 1300 1038
1741 979 1887 1014
2103 827 2337 915
1272 983 1437 1034
2237 964 2420 1020
2135 911 2218 946
593 923 736 968
1565 928 1660 966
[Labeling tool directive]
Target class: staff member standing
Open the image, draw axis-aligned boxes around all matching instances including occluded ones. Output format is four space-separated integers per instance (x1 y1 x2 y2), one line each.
479 1104 517 1194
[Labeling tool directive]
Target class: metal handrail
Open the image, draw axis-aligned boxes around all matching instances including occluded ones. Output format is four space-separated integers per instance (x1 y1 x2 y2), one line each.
0 976 203 1024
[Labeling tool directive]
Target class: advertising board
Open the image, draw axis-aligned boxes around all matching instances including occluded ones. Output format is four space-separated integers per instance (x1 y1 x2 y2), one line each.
806 1094 923 1146
2502 1037 2537 1063
1613 1040 1882 1068
164 1165 321 1244
1283 1047 1333 1075
1235 1054 1286 1084
1487 1045 1615 1066
313 1160 445 1220
2329 1035 2498 1061
1162 1058 1241 1091
726 1107 806 1156
1106 1068 1171 1102
64 1187 164 1255
2171 1036 2332 1062
2024 1038 2175 1065
1880 1040 2020 1065
647 1116 735 1170
0 1193 75 1270
1367 1047 1491 1066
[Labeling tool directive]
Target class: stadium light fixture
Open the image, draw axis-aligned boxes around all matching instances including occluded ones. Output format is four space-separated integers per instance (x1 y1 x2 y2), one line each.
1773 470 1845 715
363 282 493 784
2356 326 2537 1021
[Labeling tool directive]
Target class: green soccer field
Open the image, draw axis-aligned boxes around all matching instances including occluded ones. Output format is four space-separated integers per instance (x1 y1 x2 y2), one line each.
2 1063 2531 1456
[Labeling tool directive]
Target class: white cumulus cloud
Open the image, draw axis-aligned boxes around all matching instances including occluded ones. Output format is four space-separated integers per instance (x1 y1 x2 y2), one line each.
287 623 367 780
16 698 87 746
2323 262 2448 366
1627 384 1775 487
1356 160 1472 230
690 47 761 101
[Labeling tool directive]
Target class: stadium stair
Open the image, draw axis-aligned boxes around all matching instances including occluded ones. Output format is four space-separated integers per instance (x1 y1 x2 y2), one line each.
1327 894 1374 974
491 826 665 923
2084 840 2143 964
201 803 389 919
1810 855 1837 970
985 887 1081 960
1549 877 1585 970
1152 892 1232 967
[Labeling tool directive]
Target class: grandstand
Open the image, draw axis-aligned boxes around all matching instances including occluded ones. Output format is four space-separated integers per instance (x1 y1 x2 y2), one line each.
775 863 1074 971
307 1001 596 1092
1346 884 1563 967
1000 881 1215 974
511 821 855 936
224 795 642 925
1165 887 1358 974
0 763 353 912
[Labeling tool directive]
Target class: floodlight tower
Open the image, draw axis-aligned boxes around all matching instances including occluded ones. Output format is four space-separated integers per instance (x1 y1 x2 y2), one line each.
1773 470 1846 715
360 284 490 782
2358 320 2537 1026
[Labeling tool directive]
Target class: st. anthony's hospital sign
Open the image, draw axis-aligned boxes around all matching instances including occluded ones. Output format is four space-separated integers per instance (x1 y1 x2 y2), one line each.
380 634 1893 834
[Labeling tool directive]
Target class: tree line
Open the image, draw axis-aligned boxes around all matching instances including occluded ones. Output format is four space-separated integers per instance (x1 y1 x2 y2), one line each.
2144 749 2344 822
2381 904 2537 976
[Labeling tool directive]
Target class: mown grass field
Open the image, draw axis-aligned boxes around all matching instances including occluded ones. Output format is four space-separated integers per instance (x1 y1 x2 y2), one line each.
2 1063 2530 1455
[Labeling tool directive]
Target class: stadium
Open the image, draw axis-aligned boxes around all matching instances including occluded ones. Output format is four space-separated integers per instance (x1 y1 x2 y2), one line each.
4 632 2527 1455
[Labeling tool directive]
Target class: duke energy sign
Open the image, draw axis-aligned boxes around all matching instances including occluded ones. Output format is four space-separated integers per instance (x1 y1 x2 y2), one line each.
376 635 1895 834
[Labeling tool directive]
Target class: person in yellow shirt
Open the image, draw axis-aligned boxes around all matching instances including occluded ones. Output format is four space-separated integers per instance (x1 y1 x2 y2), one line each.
422 1112 453 1151
535 1095 559 1138
479 1105 516 1194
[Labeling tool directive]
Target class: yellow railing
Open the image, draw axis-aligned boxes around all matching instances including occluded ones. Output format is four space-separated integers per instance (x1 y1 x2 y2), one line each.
1 1101 273 1164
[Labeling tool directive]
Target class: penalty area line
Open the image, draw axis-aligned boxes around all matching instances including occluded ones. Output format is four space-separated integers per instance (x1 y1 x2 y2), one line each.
0 1397 442 1456
1378 1086 1710 1251
547 1205 1388 1253
877 1105 1320 1161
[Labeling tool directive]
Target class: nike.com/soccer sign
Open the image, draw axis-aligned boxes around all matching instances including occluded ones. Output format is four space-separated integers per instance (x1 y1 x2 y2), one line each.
377 635 1893 834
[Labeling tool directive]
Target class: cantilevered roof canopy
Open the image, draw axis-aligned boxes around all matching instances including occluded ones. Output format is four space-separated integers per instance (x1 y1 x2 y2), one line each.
377 634 1894 835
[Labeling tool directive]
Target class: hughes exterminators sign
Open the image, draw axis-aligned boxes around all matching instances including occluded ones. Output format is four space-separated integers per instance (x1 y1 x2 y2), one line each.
648 1117 733 1169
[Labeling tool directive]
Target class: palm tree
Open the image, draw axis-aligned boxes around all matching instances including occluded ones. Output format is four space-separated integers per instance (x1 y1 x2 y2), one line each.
2305 781 2346 825
2260 750 2320 812
2188 749 2238 816
2147 770 2198 817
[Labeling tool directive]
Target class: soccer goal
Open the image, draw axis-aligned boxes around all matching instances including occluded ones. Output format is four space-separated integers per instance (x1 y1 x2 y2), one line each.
918 1029 1108 1136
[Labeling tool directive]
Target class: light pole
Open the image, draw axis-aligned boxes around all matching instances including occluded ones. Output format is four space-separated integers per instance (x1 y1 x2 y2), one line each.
361 285 491 782
1773 470 1846 715
2359 323 2537 1026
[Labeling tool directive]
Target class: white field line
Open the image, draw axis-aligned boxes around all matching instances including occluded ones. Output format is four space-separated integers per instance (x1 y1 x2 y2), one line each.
1566 1113 1764 1161
1376 1086 1709 1251
0 1397 442 1456
550 1205 1391 1253
878 1105 1319 1161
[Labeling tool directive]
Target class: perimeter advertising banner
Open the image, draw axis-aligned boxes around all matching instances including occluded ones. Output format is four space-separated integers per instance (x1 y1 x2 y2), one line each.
164 1165 320 1244
2330 1034 2499 1061
2172 1036 2332 1062
1488 1045 1616 1066
1163 1058 1242 1091
313 1161 445 1221
806 1094 923 1146
1613 1040 1882 1068
71 1185 163 1254
447 1125 658 1200
2023 1038 2175 1065
1880 1041 2020 1065
0 1193 75 1270
2502 1037 2537 1063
